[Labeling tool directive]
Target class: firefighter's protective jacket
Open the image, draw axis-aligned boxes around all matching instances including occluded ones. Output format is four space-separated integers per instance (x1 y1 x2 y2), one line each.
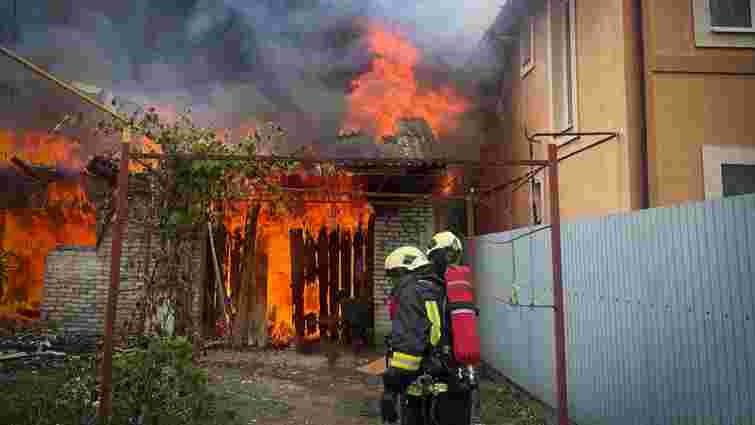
387 270 447 373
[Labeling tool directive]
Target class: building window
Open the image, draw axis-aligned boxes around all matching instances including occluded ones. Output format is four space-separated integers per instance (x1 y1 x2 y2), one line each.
531 175 545 225
693 0 755 47
521 14 535 77
722 164 755 197
702 145 755 199
710 0 754 31
549 0 578 140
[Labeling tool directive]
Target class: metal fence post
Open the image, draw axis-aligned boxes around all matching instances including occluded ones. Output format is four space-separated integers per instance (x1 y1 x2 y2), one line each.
548 143 569 425
98 129 131 421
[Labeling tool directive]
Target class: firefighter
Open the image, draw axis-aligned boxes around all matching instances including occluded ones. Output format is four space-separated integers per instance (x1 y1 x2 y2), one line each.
381 246 447 424
426 231 464 276
427 231 481 425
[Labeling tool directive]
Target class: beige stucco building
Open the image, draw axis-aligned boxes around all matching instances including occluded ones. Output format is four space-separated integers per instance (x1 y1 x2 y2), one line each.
479 0 755 233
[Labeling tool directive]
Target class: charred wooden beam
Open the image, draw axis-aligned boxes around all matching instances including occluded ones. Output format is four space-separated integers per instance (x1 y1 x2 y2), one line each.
289 228 306 342
365 214 375 333
328 227 340 341
251 226 268 347
278 186 471 201
10 156 62 183
317 227 329 339
340 230 353 344
353 226 364 299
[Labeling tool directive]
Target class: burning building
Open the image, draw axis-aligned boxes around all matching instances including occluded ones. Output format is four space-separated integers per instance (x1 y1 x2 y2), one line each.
0 15 478 345
0 130 97 324
0 125 464 348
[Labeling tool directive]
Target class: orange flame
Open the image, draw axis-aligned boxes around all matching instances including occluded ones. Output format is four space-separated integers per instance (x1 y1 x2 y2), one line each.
0 130 95 320
0 183 95 319
0 129 85 170
342 23 469 139
129 136 163 173
222 171 373 346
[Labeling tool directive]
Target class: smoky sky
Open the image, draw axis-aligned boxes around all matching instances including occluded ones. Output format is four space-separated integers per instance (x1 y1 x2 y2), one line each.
0 0 499 157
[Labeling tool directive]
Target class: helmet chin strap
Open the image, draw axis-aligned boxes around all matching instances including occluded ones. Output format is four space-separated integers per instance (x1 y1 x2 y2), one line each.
429 250 449 278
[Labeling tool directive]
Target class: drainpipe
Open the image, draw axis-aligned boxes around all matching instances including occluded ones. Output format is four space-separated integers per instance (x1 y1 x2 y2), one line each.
634 0 650 209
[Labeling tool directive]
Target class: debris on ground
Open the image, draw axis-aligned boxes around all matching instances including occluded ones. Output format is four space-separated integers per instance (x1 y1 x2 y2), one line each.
0 321 99 371
356 358 385 376
200 344 551 425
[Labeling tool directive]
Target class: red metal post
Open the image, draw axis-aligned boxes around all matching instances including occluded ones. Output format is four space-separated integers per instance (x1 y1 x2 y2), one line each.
547 143 569 425
98 135 130 421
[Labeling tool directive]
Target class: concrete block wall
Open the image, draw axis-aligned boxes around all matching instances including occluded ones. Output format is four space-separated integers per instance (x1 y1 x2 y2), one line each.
372 203 434 343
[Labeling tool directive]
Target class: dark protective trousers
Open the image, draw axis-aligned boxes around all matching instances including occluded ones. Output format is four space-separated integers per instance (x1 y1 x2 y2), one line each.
401 390 471 425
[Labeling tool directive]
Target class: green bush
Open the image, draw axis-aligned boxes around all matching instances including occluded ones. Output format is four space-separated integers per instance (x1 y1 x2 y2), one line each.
0 356 98 425
0 336 225 425
109 336 215 425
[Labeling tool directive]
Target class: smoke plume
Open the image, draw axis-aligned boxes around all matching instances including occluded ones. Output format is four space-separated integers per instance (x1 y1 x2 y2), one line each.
0 0 501 159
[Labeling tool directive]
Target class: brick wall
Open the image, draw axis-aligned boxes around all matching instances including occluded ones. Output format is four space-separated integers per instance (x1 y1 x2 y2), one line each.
372 203 435 343
41 179 204 335
42 247 99 333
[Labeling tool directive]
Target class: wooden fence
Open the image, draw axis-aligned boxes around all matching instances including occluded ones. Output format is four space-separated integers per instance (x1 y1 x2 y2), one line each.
290 215 375 342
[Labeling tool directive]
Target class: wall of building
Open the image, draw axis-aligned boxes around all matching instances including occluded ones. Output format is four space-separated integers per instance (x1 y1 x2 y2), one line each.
41 180 204 334
641 0 755 207
480 0 645 233
41 217 154 333
372 204 434 344
42 247 99 332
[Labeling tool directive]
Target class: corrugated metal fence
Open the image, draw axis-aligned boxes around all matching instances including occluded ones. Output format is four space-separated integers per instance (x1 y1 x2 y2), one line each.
471 194 755 425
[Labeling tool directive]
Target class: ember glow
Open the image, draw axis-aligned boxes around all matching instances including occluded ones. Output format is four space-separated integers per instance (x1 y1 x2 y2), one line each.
342 23 469 139
129 136 163 173
223 172 373 346
0 130 95 320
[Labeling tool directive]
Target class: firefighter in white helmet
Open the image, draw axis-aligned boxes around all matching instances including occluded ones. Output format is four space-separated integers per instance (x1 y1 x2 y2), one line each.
383 246 430 322
427 231 481 425
381 246 447 424
427 231 464 276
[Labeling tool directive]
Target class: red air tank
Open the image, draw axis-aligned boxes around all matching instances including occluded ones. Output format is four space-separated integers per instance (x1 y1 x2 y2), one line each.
444 265 481 366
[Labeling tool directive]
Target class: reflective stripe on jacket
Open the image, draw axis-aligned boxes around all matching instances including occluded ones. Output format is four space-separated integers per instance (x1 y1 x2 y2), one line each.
388 270 447 371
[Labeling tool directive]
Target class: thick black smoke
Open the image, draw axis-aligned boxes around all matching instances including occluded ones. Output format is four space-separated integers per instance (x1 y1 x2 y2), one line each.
0 0 500 158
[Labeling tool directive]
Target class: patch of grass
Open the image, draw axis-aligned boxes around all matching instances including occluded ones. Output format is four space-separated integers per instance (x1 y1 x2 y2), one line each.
479 380 549 425
209 368 291 424
336 397 382 425
0 365 98 425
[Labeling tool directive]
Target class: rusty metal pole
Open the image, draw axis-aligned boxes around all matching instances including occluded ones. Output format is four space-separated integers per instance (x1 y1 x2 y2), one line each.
98 129 131 421
547 143 569 425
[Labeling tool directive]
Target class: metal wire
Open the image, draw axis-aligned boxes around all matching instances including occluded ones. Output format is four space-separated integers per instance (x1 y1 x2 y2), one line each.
467 225 551 245
495 299 556 310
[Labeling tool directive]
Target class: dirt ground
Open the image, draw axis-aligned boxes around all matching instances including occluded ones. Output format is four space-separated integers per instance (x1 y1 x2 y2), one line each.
200 345 551 425
201 346 385 425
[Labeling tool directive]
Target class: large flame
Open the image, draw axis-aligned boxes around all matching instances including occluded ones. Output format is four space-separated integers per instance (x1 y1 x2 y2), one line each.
223 171 373 346
341 23 469 139
0 129 85 170
0 130 96 320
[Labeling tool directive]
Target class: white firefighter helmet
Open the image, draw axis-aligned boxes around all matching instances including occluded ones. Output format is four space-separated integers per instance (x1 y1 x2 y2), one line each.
427 231 463 256
384 246 431 272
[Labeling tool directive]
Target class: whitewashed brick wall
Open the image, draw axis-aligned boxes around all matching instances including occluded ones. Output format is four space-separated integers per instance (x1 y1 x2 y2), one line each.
42 181 203 335
372 203 435 343
42 247 99 333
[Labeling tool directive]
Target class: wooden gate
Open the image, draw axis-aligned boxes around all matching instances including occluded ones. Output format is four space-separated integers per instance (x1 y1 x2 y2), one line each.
289 216 375 343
